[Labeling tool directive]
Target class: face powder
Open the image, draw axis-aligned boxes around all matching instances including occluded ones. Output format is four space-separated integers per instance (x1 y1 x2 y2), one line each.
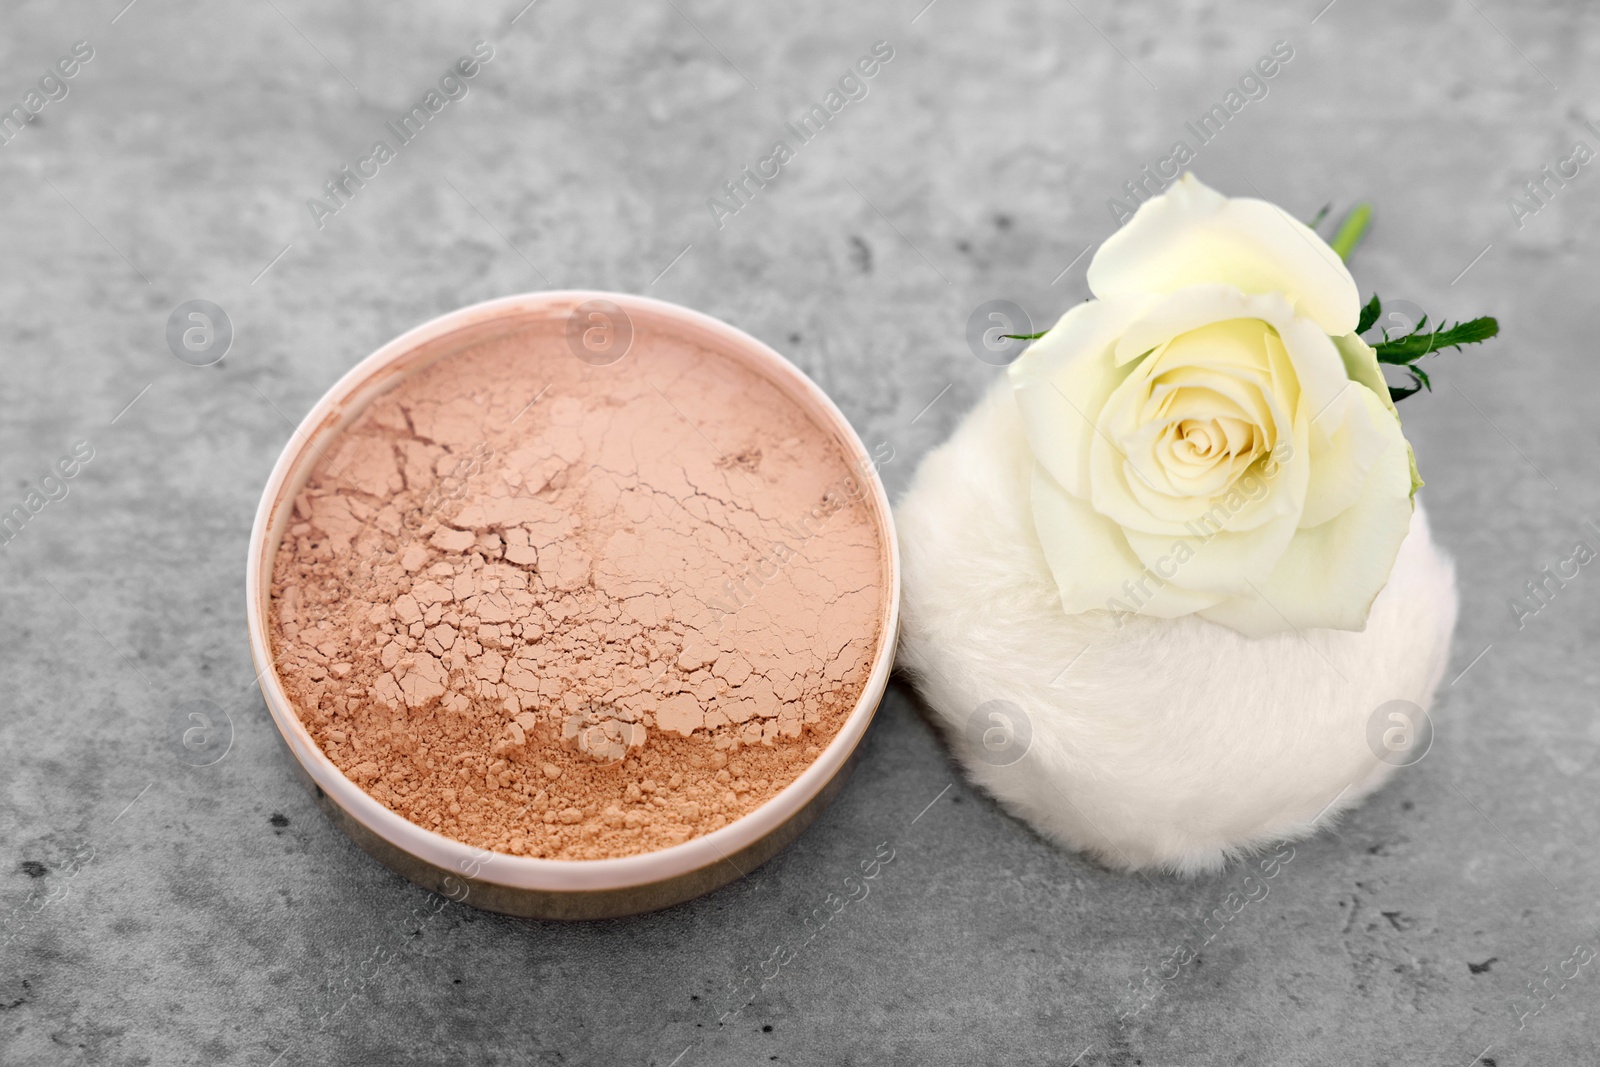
267 313 887 861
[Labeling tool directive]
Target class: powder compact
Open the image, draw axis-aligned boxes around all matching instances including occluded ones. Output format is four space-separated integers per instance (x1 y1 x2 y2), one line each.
246 292 899 919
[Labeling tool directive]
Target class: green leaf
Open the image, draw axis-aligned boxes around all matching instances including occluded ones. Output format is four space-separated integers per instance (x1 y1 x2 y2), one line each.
1355 294 1381 335
1389 364 1431 401
1000 331 1050 341
1307 203 1332 230
1389 378 1423 402
1364 307 1496 403
1372 316 1499 365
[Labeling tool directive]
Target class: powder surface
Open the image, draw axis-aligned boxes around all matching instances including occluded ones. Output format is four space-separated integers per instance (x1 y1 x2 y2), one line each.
268 317 885 860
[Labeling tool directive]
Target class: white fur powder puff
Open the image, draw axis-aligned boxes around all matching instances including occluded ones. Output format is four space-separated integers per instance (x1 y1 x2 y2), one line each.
894 378 1459 874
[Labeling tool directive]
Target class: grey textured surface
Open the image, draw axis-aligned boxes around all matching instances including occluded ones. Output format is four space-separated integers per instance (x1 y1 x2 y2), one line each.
1 0 1597 1063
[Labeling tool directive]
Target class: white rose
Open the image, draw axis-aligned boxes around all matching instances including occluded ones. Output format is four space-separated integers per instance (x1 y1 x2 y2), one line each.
1008 174 1420 637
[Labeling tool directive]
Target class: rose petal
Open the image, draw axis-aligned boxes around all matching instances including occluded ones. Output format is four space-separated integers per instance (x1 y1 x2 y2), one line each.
1010 296 1150 499
1091 370 1202 535
1298 376 1392 528
1196 415 1414 636
1272 315 1356 432
1089 174 1360 336
1113 285 1290 367
1030 465 1222 618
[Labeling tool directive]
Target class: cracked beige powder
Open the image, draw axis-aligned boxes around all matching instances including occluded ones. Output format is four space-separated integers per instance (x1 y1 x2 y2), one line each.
268 316 886 860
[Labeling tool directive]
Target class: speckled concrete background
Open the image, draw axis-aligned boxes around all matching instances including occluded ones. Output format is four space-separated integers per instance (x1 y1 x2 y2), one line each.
2 0 1597 1063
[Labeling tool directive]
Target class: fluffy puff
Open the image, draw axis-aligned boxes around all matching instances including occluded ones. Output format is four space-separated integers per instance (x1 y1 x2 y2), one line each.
895 378 1458 874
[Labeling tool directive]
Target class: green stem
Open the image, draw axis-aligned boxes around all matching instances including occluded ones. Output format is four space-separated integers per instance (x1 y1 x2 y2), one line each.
1329 202 1372 262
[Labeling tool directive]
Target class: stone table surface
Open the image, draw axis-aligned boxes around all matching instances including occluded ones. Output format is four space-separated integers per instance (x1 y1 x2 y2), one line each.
2 0 1597 1064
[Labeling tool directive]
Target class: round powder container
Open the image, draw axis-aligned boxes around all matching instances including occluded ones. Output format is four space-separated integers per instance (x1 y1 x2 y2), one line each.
246 292 899 919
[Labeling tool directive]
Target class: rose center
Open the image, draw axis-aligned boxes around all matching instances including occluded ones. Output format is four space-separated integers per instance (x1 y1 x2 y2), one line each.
1178 419 1220 458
